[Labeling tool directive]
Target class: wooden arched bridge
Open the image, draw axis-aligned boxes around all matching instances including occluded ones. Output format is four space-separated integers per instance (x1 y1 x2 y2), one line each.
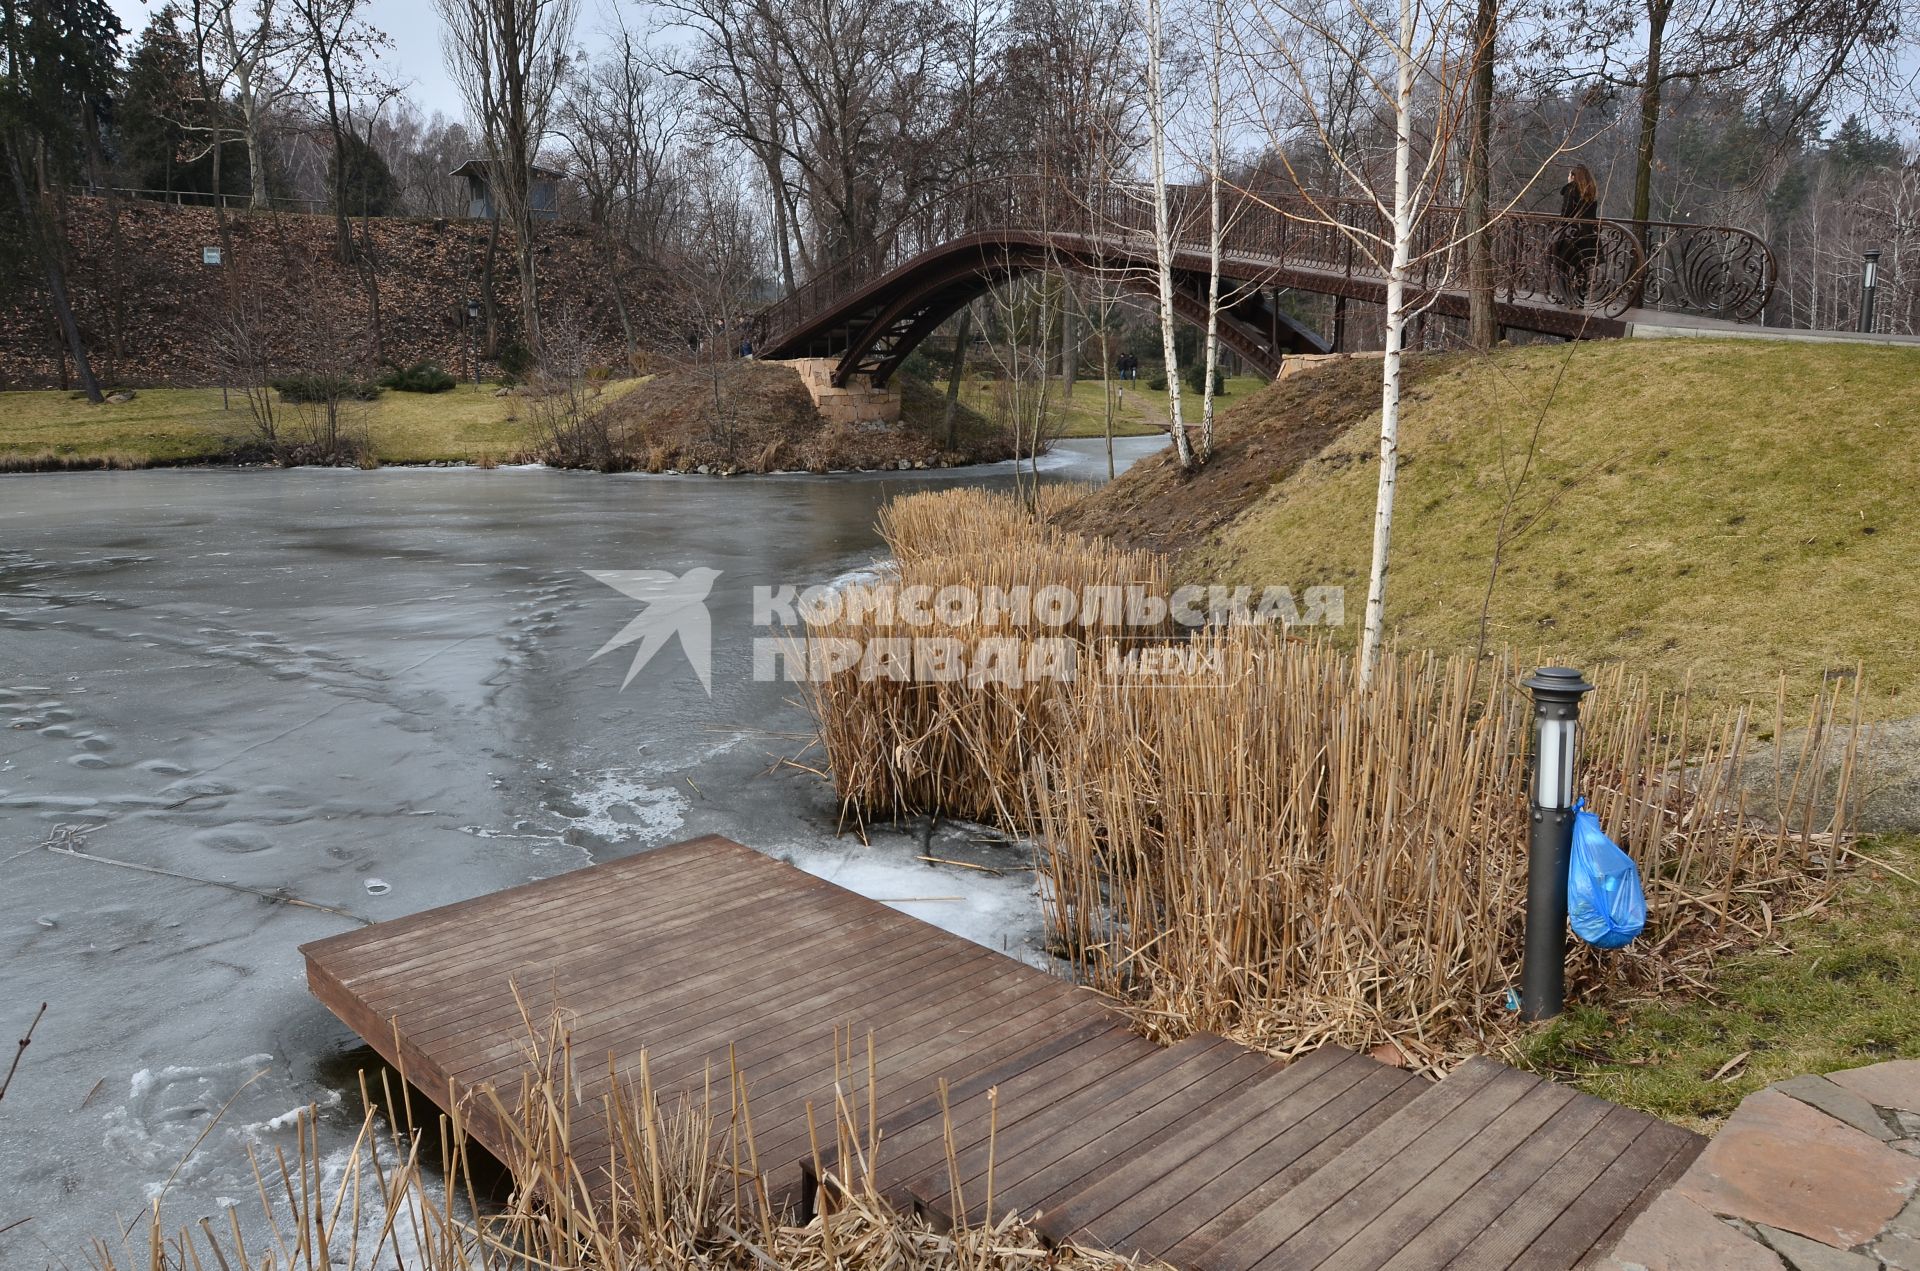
751 178 1777 387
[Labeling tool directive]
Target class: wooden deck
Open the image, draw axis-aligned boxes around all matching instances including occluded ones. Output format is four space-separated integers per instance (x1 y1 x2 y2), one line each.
301 834 1700 1269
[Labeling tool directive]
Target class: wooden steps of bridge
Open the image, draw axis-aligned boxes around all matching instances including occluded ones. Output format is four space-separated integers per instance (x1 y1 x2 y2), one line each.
300 835 1700 1269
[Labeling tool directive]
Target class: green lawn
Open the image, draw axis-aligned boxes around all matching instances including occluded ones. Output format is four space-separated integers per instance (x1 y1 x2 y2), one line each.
1191 339 1920 714
0 380 643 468
939 374 1267 439
1516 835 1920 1133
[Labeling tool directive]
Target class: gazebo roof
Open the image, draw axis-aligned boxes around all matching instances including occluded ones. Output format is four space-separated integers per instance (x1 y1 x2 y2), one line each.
450 158 567 182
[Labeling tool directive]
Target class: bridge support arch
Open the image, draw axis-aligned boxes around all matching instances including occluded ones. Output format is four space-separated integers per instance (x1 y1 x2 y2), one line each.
757 232 1334 392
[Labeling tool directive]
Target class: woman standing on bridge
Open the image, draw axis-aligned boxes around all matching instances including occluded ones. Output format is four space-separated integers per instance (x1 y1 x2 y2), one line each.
1553 165 1601 306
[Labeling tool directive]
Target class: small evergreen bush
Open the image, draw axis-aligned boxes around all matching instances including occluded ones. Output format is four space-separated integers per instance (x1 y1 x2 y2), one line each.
899 348 939 381
379 362 457 393
1181 361 1227 396
271 372 382 404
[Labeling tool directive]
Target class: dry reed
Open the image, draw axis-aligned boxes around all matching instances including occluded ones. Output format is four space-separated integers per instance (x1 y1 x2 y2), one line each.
83 1005 1144 1271
805 517 1170 828
875 485 1095 566
808 489 1862 1069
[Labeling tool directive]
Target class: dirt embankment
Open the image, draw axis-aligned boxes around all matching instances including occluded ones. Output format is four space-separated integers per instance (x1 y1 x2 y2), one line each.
579 360 1020 474
1055 354 1439 558
0 199 683 389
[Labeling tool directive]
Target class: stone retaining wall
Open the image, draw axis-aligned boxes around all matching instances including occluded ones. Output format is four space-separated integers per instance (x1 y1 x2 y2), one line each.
780 357 902 425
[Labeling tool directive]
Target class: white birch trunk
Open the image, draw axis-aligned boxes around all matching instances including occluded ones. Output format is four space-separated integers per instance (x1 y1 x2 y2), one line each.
1199 0 1224 461
1144 0 1193 469
1358 0 1417 688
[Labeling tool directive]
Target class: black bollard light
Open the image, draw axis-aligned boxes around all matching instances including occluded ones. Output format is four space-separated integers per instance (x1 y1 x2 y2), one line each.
1520 666 1594 1022
1860 250 1882 335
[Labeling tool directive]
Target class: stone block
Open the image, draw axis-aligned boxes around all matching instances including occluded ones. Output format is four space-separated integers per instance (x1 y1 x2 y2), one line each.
1608 1191 1785 1270
1676 1088 1920 1249
1775 1074 1899 1141
1754 1224 1881 1271
1831 1062 1920 1116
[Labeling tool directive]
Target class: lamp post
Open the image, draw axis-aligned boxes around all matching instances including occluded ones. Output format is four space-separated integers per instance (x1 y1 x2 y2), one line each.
466 299 482 387
1520 666 1594 1022
1860 250 1881 335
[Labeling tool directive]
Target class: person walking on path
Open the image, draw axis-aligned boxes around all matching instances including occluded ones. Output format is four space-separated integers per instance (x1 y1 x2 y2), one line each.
1552 165 1601 306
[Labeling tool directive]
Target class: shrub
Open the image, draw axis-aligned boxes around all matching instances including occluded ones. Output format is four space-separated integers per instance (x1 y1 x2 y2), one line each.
271 372 382 404
1181 361 1227 396
1146 373 1168 392
899 347 939 382
379 362 457 394
496 341 535 385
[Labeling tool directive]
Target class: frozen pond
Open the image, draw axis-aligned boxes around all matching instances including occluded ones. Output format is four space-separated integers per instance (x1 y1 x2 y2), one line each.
0 436 1165 1260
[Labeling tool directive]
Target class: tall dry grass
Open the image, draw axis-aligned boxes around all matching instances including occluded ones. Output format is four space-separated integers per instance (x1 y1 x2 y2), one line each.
807 504 1169 828
83 1006 1140 1271
1036 629 1859 1068
876 486 1094 566
807 488 1862 1067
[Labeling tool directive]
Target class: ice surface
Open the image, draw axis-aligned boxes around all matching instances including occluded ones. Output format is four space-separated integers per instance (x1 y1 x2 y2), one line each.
0 437 1160 1260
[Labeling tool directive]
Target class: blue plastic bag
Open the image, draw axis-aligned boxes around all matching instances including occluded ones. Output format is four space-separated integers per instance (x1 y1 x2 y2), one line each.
1567 798 1647 949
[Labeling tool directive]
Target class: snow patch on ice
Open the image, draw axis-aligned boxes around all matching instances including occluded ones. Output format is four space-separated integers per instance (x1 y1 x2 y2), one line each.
781 843 1050 967
554 772 688 845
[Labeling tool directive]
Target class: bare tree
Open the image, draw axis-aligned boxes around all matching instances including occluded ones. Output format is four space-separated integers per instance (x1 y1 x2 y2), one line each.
1234 0 1479 683
218 0 307 208
1462 0 1497 346
1568 0 1903 233
556 22 688 368
1197 0 1227 460
663 0 963 291
1141 0 1194 469
436 0 579 356
285 0 382 261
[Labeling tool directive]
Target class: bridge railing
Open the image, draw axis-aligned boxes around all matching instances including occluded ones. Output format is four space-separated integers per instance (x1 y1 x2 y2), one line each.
754 174 1775 349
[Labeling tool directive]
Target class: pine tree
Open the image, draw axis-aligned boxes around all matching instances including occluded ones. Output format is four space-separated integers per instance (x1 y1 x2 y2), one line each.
1 0 122 400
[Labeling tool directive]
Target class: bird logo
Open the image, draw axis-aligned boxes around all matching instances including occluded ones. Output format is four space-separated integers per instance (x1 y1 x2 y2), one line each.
585 568 722 695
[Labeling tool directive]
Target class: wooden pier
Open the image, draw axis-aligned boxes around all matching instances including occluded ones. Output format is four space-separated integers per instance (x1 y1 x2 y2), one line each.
301 834 1699 1269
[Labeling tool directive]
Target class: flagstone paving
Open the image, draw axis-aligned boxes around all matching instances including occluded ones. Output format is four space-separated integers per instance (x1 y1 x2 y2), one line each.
1608 1062 1920 1270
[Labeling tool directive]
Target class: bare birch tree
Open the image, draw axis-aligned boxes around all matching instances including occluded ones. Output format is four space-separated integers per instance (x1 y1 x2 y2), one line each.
1233 0 1476 683
1360 0 1420 684
1141 0 1194 469
1197 0 1226 460
435 0 579 356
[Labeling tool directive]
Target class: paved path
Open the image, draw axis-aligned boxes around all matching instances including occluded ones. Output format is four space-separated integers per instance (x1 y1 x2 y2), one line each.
1608 1063 1920 1269
1624 310 1920 346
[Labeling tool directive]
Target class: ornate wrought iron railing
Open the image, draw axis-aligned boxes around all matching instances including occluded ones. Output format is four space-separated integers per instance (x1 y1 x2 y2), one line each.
1638 221 1776 322
753 174 1776 348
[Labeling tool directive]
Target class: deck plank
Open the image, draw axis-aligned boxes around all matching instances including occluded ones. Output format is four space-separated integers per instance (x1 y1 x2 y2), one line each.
1152 1060 1431 1263
1034 1046 1355 1246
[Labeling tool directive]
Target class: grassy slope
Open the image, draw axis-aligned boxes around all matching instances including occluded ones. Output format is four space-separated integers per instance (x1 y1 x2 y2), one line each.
1517 835 1920 1133
1168 339 1920 714
939 374 1267 439
0 381 643 467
